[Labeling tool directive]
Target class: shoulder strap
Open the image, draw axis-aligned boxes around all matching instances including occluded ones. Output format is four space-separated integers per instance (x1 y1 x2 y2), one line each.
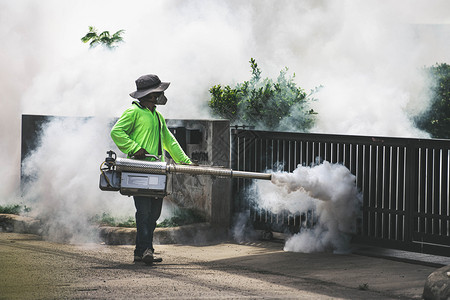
155 112 163 157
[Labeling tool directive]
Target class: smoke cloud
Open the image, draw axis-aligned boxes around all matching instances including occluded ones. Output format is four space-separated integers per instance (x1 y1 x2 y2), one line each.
1 0 449 243
256 161 362 253
20 117 127 242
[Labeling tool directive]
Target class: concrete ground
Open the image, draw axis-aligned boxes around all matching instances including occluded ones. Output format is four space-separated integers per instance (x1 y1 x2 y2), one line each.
1 231 448 299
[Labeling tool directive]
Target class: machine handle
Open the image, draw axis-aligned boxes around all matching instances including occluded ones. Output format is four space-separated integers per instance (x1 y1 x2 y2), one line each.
130 153 161 161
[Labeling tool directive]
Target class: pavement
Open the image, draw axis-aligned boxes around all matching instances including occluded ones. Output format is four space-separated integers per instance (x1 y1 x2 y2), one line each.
1 213 450 299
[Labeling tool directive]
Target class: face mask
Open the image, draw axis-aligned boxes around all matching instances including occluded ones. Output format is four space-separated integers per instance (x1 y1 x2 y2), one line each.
139 92 167 105
156 94 167 105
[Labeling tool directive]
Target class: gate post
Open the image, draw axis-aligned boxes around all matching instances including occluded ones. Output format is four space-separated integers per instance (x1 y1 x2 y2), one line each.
404 141 419 248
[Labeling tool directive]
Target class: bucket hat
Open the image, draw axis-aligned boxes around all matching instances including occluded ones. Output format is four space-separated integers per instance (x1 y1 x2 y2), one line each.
129 74 170 99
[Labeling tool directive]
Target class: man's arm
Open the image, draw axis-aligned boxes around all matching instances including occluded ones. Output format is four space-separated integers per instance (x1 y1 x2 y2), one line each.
110 108 142 157
159 113 192 164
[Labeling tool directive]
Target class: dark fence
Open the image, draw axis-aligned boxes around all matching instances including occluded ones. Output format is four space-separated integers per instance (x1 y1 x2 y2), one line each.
231 129 450 256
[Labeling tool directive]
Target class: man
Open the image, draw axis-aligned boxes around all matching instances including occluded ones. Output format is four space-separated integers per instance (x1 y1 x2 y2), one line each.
111 74 191 265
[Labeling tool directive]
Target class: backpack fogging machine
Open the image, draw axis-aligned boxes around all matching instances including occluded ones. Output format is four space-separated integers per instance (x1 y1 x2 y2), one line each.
99 150 272 197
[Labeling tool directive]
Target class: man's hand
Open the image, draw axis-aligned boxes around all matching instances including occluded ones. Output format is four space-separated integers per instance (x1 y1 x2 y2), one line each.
133 148 149 159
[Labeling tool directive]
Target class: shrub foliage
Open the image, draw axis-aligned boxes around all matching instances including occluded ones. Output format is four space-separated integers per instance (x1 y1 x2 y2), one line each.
209 58 318 131
414 63 450 139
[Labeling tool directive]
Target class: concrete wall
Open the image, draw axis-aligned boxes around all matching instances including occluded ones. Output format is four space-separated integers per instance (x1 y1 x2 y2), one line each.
21 115 232 228
165 119 232 227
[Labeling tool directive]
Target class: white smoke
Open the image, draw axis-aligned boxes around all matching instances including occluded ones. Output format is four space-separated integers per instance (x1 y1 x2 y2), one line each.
255 161 362 253
20 117 131 242
0 0 449 242
231 210 260 243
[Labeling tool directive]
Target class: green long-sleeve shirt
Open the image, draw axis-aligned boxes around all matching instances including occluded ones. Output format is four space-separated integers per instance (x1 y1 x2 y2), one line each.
110 101 191 164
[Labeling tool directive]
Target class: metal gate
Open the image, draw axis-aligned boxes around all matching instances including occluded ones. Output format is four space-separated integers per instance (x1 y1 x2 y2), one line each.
231 129 450 256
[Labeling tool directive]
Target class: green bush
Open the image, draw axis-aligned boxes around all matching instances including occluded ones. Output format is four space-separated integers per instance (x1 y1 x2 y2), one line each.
90 208 205 228
0 204 30 215
414 63 450 139
157 208 206 228
209 58 318 131
89 212 136 228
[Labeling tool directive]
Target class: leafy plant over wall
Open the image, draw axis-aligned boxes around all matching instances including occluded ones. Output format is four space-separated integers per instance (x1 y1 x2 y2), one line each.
209 58 319 132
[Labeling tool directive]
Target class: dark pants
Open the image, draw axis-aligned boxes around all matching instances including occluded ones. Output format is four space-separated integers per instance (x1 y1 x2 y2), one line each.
133 196 163 257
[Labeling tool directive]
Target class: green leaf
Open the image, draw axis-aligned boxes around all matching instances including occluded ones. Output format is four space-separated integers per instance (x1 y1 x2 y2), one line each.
81 26 125 49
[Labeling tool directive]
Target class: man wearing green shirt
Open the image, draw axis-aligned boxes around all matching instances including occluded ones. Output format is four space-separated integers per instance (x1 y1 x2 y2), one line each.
111 74 191 265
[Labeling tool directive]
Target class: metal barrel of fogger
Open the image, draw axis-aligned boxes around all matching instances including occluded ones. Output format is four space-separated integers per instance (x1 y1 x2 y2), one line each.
114 157 272 180
168 164 272 180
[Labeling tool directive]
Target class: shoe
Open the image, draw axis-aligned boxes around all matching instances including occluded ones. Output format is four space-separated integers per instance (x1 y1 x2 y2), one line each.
153 256 163 263
142 248 154 265
133 255 142 262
